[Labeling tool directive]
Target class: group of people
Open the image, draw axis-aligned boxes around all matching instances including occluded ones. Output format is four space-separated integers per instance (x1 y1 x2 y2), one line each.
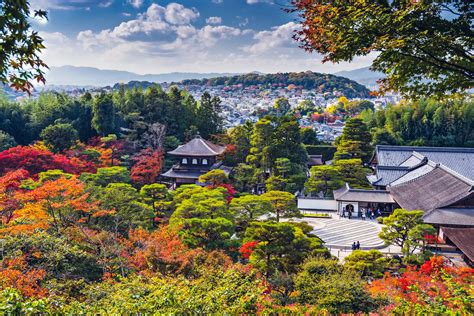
341 206 383 220
351 241 361 250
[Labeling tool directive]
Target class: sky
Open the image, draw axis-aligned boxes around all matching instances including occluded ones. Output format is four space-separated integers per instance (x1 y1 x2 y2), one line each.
30 0 375 75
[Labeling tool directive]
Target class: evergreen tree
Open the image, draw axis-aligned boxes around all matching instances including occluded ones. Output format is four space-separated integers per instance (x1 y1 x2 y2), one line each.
334 118 372 162
92 92 115 136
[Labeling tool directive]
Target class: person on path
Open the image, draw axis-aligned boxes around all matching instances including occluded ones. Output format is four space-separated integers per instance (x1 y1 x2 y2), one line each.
352 242 357 250
356 241 360 250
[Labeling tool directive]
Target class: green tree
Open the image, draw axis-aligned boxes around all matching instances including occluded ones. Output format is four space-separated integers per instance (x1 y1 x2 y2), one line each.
261 190 299 222
80 166 131 187
372 127 399 146
196 92 222 138
246 118 274 184
334 159 371 189
379 209 435 256
227 121 253 164
230 194 271 230
140 183 169 217
244 222 326 278
273 98 291 116
198 169 229 186
92 92 115 136
292 1 474 96
232 163 255 192
335 118 373 162
0 130 16 151
344 250 393 279
294 257 378 314
265 175 286 192
181 217 234 250
0 1 47 92
300 127 318 145
99 183 154 234
305 165 343 197
40 123 79 152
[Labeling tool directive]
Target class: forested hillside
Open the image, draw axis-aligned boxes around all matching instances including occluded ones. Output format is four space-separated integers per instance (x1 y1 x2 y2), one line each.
180 72 371 98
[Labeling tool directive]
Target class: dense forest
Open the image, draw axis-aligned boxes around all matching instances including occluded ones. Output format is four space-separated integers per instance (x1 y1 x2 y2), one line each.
0 86 222 148
179 71 371 98
360 97 474 147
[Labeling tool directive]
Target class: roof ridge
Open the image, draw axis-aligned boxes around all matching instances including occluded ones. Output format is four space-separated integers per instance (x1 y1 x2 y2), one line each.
376 144 474 153
388 165 437 188
389 163 474 189
199 138 219 155
437 163 474 186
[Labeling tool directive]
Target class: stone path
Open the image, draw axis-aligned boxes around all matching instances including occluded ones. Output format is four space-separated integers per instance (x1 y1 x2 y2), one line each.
294 217 386 250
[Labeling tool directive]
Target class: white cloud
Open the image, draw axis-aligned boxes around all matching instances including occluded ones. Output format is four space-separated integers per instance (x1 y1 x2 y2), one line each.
30 0 105 10
206 16 222 25
164 3 199 25
128 0 144 9
212 0 223 3
243 22 298 54
99 1 113 8
246 0 274 4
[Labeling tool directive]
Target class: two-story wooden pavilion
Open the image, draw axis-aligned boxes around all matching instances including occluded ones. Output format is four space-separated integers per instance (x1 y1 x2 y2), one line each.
161 135 229 188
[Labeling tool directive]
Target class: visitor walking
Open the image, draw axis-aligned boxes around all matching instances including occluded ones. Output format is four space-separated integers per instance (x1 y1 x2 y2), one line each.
352 242 357 250
356 241 360 250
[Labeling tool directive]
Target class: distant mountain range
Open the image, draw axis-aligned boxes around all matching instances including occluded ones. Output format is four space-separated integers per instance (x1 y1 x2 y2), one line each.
334 67 384 88
43 65 383 89
44 65 237 87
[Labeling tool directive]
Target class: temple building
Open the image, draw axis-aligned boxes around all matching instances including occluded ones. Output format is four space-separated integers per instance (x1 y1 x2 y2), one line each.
298 145 474 265
161 135 230 188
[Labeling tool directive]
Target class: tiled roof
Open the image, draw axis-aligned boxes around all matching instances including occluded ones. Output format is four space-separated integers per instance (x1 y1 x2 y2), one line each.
369 166 410 186
333 183 395 203
168 135 226 157
441 227 474 262
374 145 474 180
161 169 204 179
388 166 473 211
423 208 474 226
308 155 324 166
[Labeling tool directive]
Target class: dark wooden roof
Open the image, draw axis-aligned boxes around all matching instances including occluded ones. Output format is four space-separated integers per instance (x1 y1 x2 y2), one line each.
441 227 474 262
308 155 324 166
168 135 226 157
423 208 474 226
373 145 474 181
333 183 395 203
389 166 473 211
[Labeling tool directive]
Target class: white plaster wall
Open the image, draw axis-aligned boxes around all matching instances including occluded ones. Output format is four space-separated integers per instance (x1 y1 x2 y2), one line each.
298 198 338 211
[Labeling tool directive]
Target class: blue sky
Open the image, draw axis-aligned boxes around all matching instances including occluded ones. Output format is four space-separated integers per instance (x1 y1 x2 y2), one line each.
31 0 374 74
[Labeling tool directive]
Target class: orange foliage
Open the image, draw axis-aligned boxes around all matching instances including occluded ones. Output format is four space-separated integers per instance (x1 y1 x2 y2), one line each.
125 227 204 274
0 256 47 297
0 169 30 224
2 177 101 235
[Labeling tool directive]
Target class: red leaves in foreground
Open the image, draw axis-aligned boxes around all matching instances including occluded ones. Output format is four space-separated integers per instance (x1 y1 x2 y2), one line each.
369 256 474 313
